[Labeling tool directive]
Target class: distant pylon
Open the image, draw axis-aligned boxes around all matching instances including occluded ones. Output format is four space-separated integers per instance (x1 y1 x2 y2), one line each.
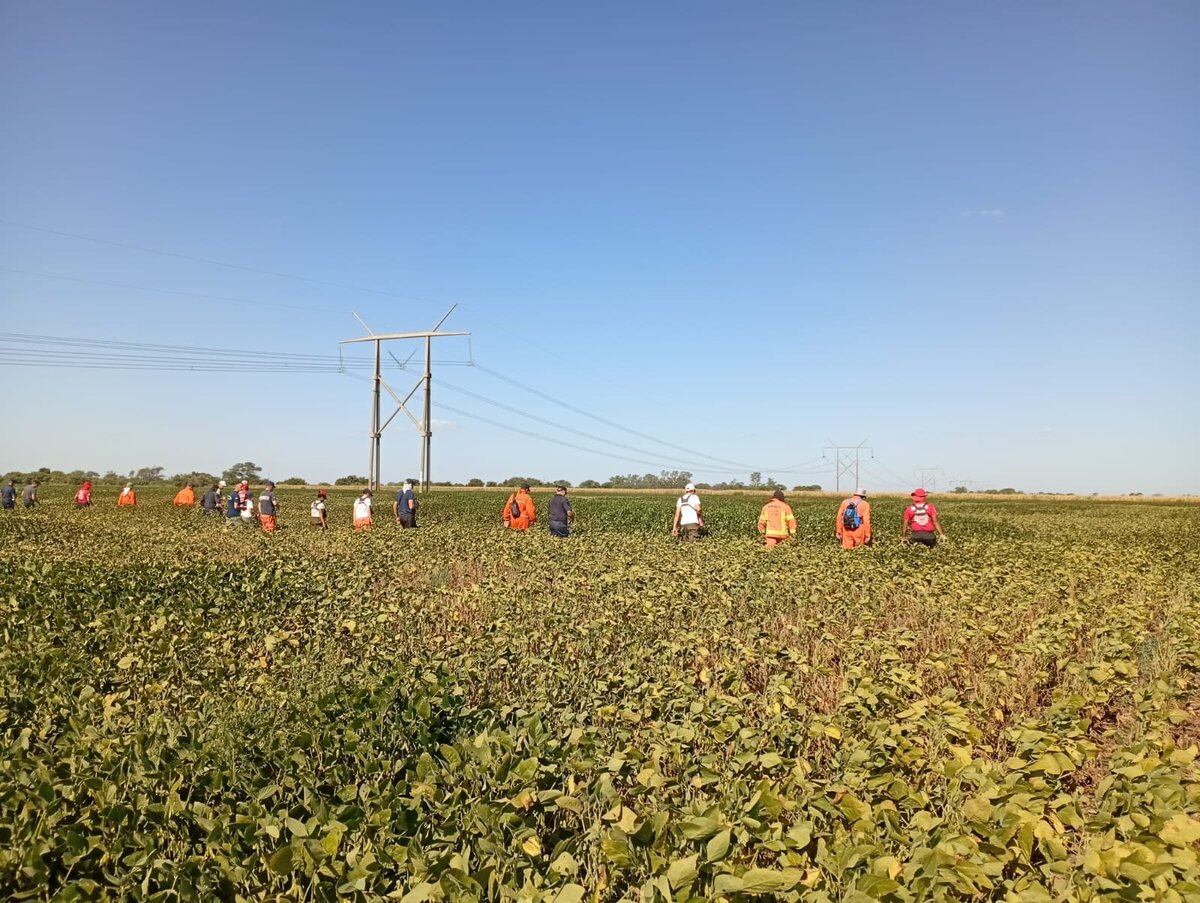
341 308 469 492
824 440 871 494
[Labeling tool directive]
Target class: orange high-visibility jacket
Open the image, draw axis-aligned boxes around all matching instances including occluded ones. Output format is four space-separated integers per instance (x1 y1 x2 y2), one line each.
502 490 537 531
117 489 137 507
757 499 797 538
172 487 196 507
835 498 871 540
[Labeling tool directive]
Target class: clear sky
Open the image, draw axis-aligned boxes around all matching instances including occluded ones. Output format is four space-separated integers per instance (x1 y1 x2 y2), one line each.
1 1 1197 494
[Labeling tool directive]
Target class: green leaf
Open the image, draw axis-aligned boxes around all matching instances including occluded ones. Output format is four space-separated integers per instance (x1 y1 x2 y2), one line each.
706 829 732 862
740 868 803 895
552 886 586 903
266 845 295 875
1160 814 1200 847
667 854 699 891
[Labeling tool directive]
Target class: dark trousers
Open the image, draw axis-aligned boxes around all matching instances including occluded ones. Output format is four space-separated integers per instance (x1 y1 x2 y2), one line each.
549 521 569 537
397 513 417 529
909 531 937 547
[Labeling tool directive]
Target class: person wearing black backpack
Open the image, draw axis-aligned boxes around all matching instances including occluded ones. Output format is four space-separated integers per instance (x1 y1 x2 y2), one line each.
835 487 872 549
502 483 537 531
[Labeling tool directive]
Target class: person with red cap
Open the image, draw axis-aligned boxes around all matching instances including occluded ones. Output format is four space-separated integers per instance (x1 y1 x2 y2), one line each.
835 487 871 549
902 488 945 547
74 481 93 508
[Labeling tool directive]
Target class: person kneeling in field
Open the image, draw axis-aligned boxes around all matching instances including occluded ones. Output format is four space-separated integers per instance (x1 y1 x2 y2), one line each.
902 488 945 547
757 489 796 547
835 488 871 548
258 481 279 533
353 489 373 531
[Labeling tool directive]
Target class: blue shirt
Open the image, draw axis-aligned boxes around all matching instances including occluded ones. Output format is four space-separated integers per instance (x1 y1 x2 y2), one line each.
395 489 415 514
1 485 15 507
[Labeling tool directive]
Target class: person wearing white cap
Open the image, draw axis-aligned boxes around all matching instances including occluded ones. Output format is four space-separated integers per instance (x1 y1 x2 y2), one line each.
672 482 703 541
835 487 872 549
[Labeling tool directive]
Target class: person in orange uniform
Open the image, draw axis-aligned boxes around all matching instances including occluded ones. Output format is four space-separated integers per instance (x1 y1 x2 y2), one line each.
835 487 871 549
172 482 196 507
502 483 537 531
117 483 136 507
757 489 797 547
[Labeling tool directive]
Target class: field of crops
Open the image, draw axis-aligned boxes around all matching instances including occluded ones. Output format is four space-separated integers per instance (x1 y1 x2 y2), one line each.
2 487 1198 901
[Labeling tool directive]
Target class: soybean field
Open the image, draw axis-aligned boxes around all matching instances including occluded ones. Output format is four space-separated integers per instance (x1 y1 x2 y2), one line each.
2 488 1198 901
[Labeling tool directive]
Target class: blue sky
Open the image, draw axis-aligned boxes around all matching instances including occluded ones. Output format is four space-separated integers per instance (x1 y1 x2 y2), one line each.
1 1 1196 493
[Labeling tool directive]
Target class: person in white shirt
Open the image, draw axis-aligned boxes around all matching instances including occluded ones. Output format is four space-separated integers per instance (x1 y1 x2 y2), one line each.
239 492 256 525
310 489 329 529
352 489 373 532
672 482 703 541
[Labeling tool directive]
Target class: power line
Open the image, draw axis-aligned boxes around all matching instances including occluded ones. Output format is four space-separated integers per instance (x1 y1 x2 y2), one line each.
0 266 335 315
472 363 759 472
0 219 432 303
436 377 762 475
436 402 717 473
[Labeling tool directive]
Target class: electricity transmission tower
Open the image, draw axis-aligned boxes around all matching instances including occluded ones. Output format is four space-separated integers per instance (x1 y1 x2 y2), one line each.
824 440 871 494
913 466 943 491
341 309 468 492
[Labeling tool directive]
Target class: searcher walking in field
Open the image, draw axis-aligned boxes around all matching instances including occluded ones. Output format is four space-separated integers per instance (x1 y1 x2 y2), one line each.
902 488 945 547
758 489 797 547
503 483 537 531
74 481 93 508
394 480 418 528
310 489 329 529
835 488 871 548
173 482 196 507
117 483 136 508
1 479 16 511
201 482 221 515
258 481 279 533
22 480 39 509
548 485 574 537
672 483 703 540
353 489 373 531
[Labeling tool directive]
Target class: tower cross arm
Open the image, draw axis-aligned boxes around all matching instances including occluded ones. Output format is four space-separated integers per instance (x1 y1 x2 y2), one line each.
340 331 469 344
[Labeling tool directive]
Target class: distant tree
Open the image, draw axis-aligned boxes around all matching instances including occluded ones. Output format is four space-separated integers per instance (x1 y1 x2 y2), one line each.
335 475 369 486
792 484 822 492
953 486 969 493
280 477 307 485
485 481 498 487
749 471 762 487
578 479 601 489
170 471 219 487
501 476 542 487
132 466 166 483
550 479 573 488
467 478 485 487
222 462 263 484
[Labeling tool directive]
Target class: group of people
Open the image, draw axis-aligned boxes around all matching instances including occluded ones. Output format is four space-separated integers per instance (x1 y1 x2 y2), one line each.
1 477 945 546
668 482 944 547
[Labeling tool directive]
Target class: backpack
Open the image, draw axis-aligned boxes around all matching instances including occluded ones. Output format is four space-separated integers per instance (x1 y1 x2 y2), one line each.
509 495 522 519
910 503 932 529
842 501 862 531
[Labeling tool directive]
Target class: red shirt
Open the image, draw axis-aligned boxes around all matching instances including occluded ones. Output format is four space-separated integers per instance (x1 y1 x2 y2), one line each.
903 502 938 531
